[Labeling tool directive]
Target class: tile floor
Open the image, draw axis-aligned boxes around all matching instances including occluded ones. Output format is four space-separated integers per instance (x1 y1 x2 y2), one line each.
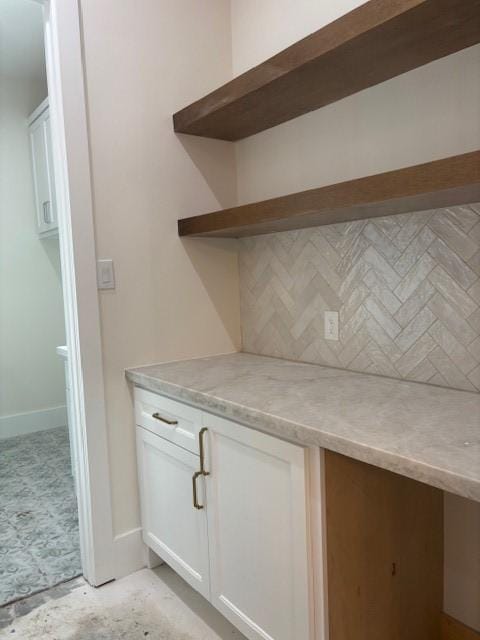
0 427 81 606
0 565 247 639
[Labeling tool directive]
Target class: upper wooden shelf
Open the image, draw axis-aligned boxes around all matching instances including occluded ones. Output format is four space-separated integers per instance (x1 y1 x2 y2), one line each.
173 0 480 141
178 151 480 237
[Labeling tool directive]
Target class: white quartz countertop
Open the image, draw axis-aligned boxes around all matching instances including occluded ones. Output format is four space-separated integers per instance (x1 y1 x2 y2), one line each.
126 353 480 502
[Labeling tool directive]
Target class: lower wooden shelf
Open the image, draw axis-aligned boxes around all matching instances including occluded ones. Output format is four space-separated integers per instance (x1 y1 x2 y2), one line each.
178 151 480 238
442 614 480 640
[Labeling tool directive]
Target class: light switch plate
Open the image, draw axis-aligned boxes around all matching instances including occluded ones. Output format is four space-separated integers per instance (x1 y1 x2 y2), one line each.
324 311 339 341
97 259 115 290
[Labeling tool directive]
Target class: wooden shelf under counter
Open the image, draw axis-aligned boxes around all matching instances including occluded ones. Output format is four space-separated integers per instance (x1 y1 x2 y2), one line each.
325 451 479 640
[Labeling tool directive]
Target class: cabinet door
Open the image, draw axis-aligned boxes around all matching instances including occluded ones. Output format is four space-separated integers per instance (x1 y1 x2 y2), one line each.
29 109 57 235
204 414 313 640
136 426 210 599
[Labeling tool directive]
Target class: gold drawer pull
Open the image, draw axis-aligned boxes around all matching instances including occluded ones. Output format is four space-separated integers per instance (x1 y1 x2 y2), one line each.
152 412 178 426
199 428 209 476
192 471 203 510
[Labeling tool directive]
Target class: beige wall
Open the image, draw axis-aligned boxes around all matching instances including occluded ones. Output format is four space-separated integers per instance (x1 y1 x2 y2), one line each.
0 74 65 429
231 1 480 205
235 44 480 204
79 0 240 536
79 1 479 622
230 0 480 629
231 0 364 76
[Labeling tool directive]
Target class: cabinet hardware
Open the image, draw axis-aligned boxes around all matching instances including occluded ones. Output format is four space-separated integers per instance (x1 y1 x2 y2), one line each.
152 412 178 425
199 428 209 476
43 201 51 224
192 471 203 510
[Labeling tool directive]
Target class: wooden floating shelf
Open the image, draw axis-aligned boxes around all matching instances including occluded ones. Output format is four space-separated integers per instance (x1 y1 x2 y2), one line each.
173 0 480 141
178 151 480 237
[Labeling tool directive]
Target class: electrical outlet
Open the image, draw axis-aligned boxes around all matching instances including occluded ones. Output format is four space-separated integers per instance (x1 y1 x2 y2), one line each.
324 311 339 341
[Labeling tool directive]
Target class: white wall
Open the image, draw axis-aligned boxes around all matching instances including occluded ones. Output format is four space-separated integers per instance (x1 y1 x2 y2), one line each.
79 0 240 537
230 1 480 629
0 74 66 436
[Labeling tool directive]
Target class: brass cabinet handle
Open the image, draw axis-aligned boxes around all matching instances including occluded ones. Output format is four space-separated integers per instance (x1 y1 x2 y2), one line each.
43 201 51 224
192 471 203 510
192 429 208 510
199 428 209 476
152 412 178 426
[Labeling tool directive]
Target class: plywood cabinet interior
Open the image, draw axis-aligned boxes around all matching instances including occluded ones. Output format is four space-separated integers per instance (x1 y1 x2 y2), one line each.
325 450 444 640
442 614 480 640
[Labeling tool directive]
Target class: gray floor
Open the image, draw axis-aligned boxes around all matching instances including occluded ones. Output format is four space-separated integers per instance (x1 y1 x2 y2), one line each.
0 565 247 639
0 427 82 606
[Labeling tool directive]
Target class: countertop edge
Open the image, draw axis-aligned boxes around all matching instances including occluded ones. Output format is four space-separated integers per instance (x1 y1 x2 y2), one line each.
125 368 480 503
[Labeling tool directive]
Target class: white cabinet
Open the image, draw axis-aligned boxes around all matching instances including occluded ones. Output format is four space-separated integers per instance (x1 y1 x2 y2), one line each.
134 391 324 640
136 426 210 599
204 413 312 640
28 98 58 237
134 387 203 455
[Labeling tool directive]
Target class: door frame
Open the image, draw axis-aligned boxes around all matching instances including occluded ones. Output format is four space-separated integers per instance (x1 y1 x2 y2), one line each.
37 0 115 586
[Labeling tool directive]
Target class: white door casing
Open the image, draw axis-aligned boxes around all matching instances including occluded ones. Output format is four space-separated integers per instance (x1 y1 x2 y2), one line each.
39 0 115 585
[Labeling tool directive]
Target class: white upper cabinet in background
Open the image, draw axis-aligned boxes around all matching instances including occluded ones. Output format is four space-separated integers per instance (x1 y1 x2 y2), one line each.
28 98 58 237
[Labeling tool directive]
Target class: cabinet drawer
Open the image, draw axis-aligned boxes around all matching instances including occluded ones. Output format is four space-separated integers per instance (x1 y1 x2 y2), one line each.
134 387 201 454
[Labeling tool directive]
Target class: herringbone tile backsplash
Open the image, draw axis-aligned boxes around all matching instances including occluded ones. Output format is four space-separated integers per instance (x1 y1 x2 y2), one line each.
239 204 480 392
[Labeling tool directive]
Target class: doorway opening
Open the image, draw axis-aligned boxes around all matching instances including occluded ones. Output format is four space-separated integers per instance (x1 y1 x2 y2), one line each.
0 0 81 605
1 0 115 603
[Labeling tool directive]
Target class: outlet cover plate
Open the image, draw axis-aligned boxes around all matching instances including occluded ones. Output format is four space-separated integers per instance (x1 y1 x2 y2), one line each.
324 311 339 341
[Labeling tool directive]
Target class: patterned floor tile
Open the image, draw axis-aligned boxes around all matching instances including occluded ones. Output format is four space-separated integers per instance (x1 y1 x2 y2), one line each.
0 427 81 607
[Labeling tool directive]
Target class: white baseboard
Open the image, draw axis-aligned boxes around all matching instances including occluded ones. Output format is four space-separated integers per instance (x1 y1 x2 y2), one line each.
0 405 67 439
113 527 146 579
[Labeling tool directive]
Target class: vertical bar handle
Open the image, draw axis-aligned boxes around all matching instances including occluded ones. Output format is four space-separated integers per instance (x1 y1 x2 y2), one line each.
192 471 203 510
199 428 209 476
43 201 51 224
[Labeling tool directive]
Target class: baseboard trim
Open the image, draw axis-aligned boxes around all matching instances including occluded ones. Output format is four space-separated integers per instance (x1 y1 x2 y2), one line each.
113 527 146 579
0 405 67 439
443 614 480 640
